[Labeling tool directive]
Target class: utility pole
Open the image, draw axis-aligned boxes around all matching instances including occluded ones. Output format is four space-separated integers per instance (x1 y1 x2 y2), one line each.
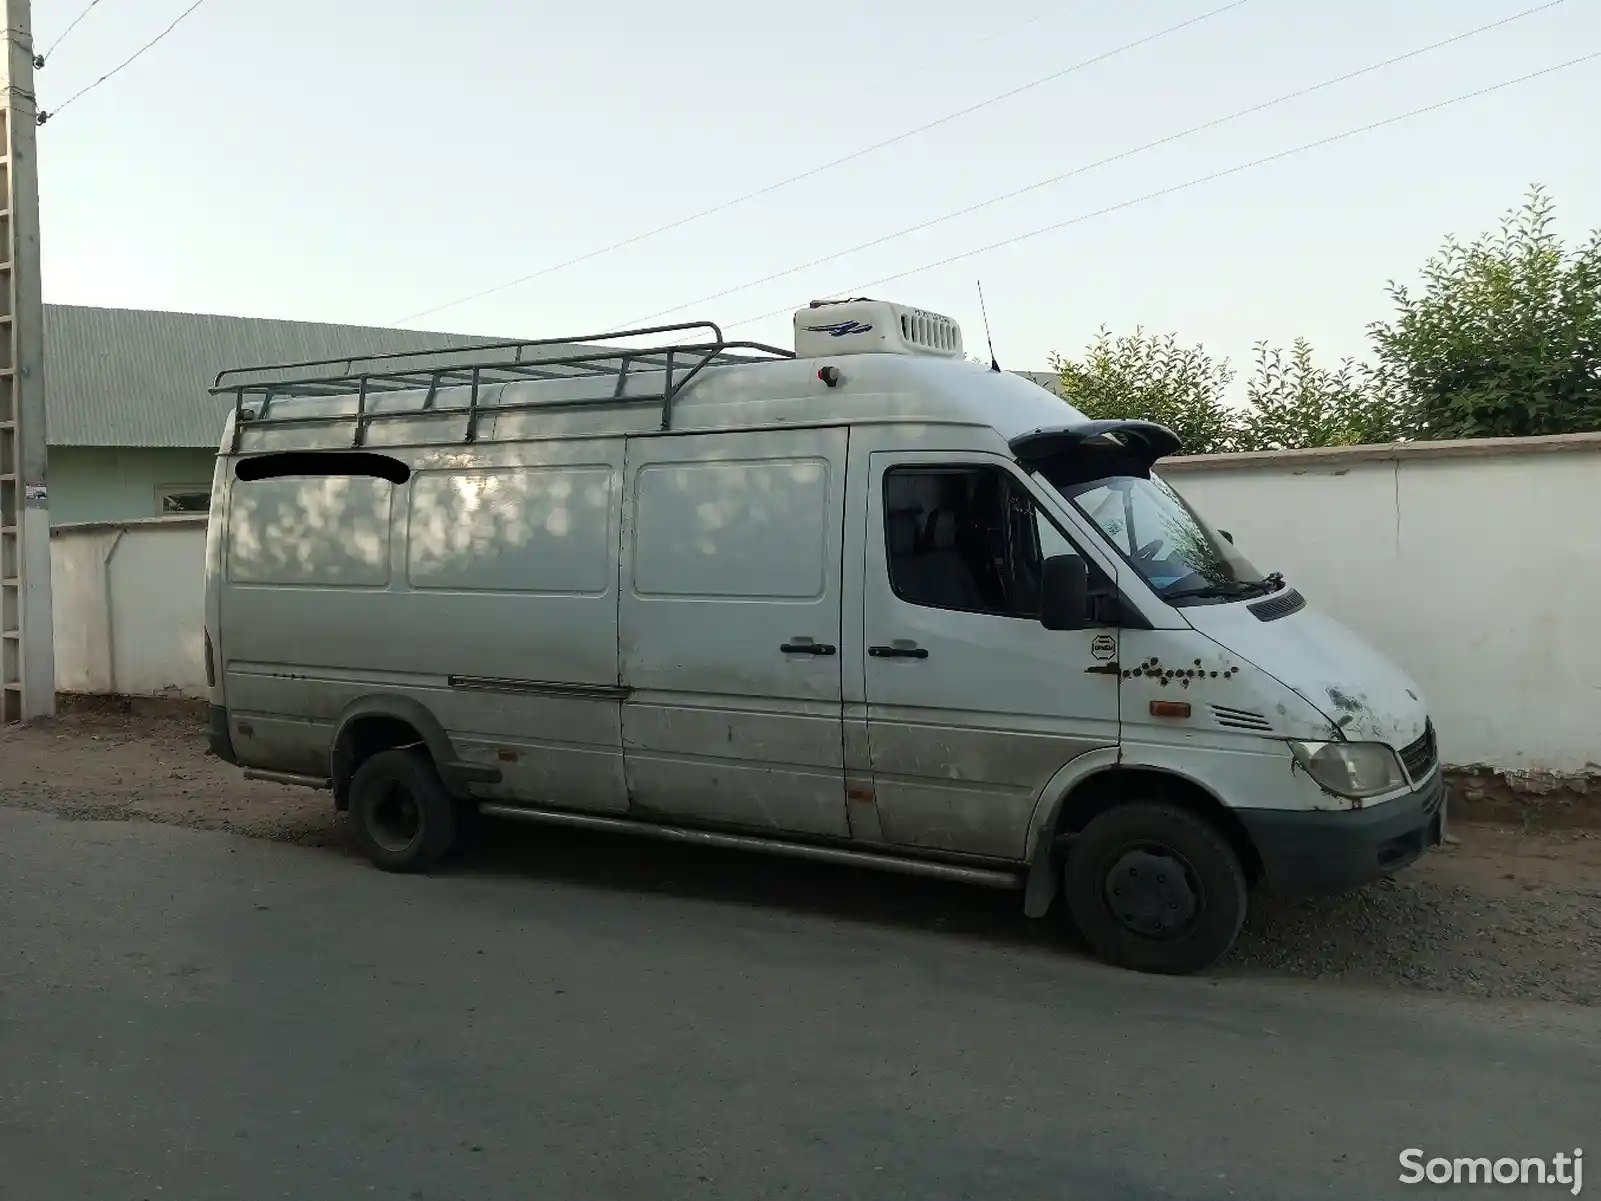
0 0 53 723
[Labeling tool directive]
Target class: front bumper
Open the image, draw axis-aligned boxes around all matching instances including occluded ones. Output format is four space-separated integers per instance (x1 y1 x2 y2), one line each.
1238 769 1446 897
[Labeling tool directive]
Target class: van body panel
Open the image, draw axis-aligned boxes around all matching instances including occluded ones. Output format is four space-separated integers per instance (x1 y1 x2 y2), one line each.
1114 625 1345 768
1180 603 1429 750
617 427 849 837
217 436 630 813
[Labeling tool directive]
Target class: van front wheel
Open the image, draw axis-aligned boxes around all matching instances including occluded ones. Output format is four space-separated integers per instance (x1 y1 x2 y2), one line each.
1063 802 1247 975
347 747 459 873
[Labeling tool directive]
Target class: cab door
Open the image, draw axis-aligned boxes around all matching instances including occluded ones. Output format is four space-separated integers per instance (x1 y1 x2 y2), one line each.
859 448 1122 860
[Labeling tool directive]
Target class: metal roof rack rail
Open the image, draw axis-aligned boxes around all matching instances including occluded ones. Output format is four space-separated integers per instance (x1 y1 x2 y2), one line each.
208 321 795 453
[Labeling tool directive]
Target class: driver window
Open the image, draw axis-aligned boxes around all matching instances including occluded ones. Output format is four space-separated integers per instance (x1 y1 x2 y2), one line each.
883 465 1094 619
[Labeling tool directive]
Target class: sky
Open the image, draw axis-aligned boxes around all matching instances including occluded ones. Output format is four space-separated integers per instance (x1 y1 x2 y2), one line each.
31 0 1601 375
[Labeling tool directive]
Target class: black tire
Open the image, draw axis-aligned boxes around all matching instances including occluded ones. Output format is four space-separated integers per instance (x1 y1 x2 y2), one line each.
347 747 459 873
1063 802 1247 975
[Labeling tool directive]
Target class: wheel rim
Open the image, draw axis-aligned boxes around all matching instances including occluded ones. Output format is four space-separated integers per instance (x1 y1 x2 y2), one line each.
368 781 422 853
1101 842 1203 939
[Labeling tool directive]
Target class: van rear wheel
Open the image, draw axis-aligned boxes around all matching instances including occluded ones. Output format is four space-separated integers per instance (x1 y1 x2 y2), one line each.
1063 802 1247 975
347 747 458 873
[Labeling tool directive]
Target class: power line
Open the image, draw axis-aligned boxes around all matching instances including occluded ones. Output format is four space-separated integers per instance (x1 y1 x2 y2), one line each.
37 0 215 124
38 0 108 64
393 0 1253 324
966 4 1056 53
722 50 1601 333
624 0 1571 327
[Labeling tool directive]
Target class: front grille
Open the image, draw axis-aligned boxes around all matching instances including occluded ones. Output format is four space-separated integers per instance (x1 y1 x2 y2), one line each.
1399 719 1437 784
1248 588 1306 622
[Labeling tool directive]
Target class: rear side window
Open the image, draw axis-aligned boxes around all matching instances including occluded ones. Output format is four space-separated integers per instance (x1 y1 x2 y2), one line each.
227 454 405 587
882 465 1088 618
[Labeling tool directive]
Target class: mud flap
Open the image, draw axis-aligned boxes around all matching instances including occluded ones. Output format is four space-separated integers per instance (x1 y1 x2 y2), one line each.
1023 835 1059 919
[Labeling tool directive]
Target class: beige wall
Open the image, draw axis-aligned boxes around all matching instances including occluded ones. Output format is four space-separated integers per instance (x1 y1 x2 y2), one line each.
51 516 208 697
1163 433 1601 776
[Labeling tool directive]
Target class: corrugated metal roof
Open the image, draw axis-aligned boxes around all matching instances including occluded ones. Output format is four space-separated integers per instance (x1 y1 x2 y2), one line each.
44 305 506 448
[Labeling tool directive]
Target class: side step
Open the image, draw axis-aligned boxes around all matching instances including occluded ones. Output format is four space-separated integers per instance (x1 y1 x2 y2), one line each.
476 803 1025 891
243 768 331 790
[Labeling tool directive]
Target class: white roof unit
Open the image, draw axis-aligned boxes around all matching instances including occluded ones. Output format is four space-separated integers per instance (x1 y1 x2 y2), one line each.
794 298 965 360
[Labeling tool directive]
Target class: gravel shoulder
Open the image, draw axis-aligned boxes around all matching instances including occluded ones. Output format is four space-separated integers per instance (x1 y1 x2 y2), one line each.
4 710 1598 1005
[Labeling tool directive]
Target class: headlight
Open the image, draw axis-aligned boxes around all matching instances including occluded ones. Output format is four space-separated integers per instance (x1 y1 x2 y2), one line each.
1290 741 1407 799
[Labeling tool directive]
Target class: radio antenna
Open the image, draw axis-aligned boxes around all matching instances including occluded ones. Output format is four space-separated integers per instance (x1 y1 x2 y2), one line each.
976 280 1001 372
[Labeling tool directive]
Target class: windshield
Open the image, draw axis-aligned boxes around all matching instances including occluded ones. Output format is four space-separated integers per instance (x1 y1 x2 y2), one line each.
1042 470 1266 604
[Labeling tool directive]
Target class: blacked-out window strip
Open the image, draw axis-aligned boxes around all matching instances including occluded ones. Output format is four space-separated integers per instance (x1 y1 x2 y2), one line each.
234 452 410 484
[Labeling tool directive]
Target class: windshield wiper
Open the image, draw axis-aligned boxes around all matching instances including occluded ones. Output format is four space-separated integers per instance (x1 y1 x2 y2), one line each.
1162 582 1261 602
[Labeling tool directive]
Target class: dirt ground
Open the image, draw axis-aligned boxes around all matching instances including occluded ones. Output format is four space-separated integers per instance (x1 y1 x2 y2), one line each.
3 709 1598 1005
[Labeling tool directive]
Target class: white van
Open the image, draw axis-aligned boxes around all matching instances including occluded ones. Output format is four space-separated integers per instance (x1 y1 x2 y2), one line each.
202 298 1445 974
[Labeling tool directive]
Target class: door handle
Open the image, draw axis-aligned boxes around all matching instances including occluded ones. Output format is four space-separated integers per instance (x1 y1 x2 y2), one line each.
868 645 929 659
1084 662 1120 675
781 641 837 656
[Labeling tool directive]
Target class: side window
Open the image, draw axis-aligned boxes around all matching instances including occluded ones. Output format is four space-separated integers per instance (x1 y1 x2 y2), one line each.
228 452 410 588
883 465 1091 618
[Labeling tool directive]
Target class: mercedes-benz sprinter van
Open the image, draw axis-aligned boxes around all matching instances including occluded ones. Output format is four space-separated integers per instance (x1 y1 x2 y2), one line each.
202 298 1444 974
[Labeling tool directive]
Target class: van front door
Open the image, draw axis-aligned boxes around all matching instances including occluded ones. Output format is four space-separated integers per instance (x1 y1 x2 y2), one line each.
619 427 849 838
860 450 1122 860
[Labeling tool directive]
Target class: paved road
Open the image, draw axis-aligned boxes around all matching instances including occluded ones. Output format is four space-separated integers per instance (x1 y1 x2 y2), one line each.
2 805 1595 1201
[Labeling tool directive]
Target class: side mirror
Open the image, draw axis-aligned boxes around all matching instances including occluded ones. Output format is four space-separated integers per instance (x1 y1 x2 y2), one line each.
1218 529 1235 545
1040 554 1090 630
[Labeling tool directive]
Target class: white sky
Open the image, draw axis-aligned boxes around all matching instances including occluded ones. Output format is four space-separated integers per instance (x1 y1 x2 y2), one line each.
33 0 1601 373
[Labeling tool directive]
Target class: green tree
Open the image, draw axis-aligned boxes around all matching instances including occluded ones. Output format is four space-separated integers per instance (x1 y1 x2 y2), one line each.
1050 326 1238 455
1368 185 1601 439
1238 339 1404 451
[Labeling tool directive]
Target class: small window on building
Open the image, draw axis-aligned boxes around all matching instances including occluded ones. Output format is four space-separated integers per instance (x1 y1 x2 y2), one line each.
157 485 211 515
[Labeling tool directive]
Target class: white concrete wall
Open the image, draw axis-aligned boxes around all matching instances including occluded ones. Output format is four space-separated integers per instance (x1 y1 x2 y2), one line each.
1164 433 1601 776
48 435 1601 777
51 516 207 698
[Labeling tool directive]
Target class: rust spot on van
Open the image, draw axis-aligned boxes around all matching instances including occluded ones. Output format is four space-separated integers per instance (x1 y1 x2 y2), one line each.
497 748 518 763
1327 687 1364 714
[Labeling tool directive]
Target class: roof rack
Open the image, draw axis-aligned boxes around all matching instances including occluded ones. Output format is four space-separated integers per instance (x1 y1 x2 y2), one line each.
209 320 795 453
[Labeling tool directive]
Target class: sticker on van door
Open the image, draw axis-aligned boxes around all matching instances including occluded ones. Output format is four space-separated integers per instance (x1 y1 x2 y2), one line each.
1090 634 1117 661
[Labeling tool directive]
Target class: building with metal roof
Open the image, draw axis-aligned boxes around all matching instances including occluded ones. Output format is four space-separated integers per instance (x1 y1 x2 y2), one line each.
43 304 500 525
